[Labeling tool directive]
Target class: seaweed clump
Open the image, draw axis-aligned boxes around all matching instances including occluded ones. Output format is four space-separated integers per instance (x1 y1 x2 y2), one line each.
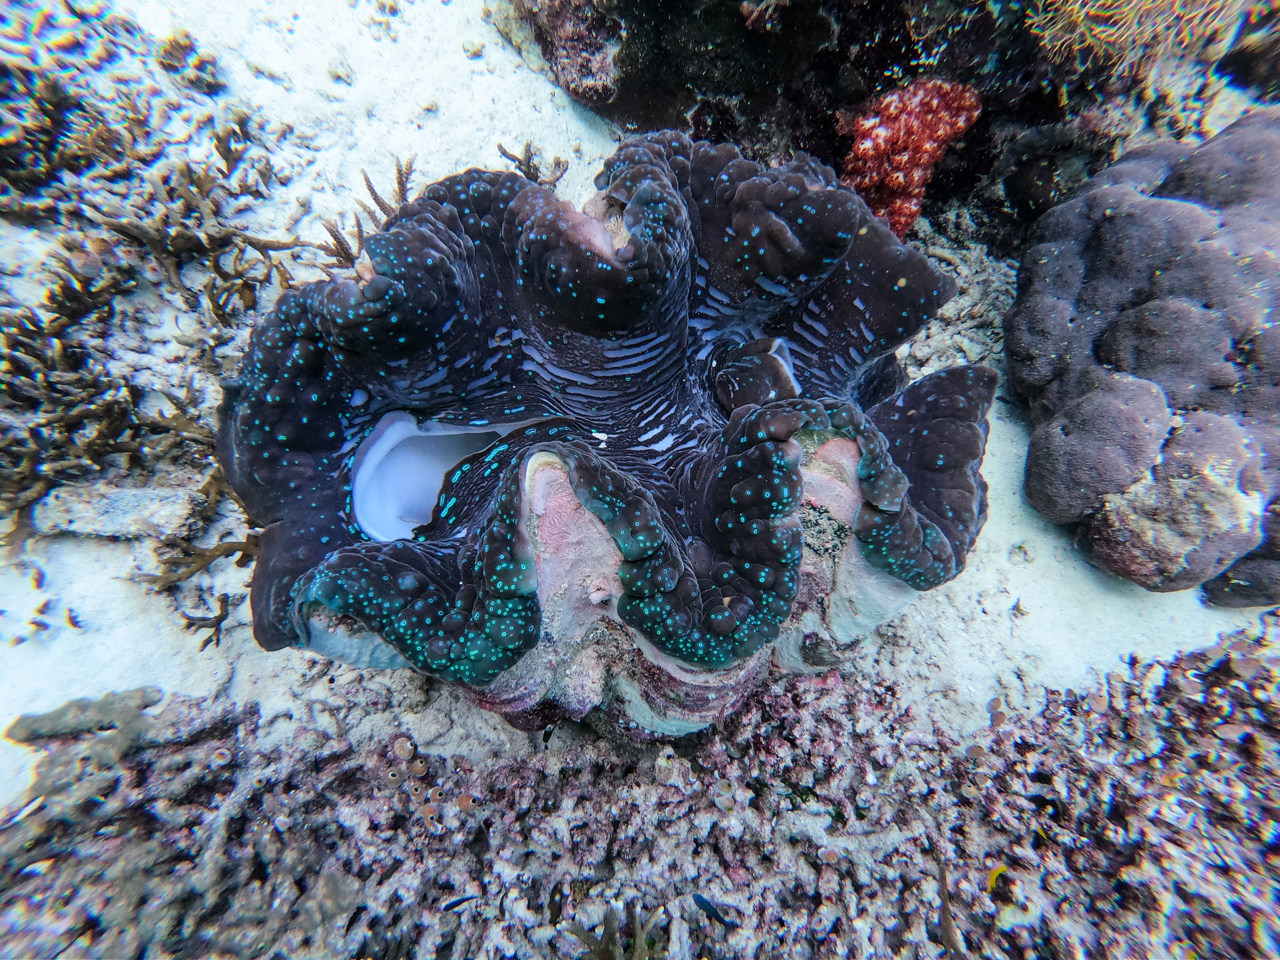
155 29 225 94
1028 0 1249 78
0 67 122 197
0 244 215 514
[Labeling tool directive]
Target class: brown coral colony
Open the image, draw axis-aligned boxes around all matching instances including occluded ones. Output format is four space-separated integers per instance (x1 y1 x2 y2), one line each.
837 78 982 238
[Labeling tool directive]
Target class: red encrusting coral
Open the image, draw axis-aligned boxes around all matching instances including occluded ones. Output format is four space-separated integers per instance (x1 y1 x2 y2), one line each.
836 78 982 237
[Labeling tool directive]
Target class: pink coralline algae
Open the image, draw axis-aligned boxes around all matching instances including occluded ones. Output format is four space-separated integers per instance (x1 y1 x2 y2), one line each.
836 78 982 238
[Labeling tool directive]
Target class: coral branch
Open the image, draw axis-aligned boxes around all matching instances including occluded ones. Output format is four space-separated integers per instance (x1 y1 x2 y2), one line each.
180 592 232 651
140 534 258 590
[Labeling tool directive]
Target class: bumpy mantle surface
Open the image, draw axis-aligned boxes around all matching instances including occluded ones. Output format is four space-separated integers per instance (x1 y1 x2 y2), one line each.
218 131 996 736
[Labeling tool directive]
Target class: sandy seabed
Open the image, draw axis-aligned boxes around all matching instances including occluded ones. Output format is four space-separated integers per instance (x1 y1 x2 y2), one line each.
3 2 1279 958
0 0 1266 810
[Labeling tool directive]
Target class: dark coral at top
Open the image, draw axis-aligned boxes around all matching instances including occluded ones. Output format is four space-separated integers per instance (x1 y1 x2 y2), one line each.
218 131 996 687
1004 109 1280 604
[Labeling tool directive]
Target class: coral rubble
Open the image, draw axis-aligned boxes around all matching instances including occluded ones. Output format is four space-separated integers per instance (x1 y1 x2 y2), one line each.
3 617 1277 958
835 78 982 238
1 1 166 221
1004 107 1280 604
0 68 119 197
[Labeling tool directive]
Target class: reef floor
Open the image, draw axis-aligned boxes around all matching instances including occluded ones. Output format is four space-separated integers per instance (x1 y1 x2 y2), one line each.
1 0 1276 957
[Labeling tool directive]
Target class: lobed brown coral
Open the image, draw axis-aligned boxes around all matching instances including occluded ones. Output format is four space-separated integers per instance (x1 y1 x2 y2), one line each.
1004 110 1280 603
836 78 982 238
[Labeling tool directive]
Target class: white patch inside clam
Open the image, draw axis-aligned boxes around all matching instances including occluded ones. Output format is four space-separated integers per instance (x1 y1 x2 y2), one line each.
352 411 500 542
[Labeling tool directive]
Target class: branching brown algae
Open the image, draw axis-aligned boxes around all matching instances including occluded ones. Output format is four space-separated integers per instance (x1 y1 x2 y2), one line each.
1 0 299 568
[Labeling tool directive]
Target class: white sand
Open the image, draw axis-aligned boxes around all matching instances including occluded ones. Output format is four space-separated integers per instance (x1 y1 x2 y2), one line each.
0 0 1265 811
116 0 618 220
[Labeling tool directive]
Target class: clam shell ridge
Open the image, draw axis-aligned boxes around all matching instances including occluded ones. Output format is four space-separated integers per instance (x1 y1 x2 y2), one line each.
216 130 998 739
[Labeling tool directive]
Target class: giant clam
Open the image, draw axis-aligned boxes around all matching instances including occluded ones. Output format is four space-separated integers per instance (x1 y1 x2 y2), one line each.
217 130 996 738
